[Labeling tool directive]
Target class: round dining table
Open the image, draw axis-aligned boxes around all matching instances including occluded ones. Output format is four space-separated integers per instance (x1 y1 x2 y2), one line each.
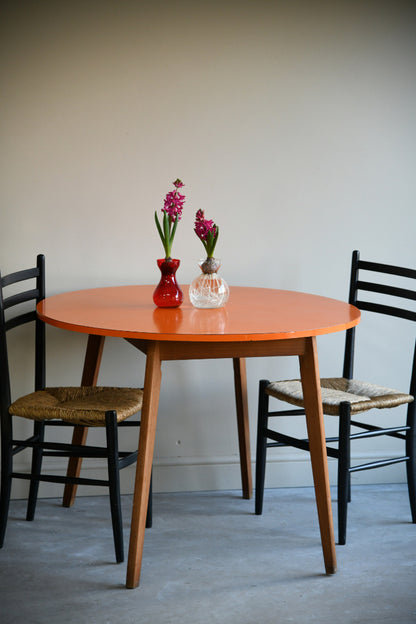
38 285 360 588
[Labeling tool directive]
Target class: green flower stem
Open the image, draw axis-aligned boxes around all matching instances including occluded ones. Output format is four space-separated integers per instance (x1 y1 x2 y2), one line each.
204 227 219 258
170 213 179 244
163 211 170 255
155 210 179 259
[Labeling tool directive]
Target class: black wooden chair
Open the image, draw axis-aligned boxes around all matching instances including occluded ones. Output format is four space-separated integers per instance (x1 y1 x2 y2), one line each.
0 254 151 563
255 250 416 544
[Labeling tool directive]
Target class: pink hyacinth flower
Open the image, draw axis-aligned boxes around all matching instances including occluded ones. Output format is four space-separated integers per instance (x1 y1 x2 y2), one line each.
163 190 185 221
194 209 217 240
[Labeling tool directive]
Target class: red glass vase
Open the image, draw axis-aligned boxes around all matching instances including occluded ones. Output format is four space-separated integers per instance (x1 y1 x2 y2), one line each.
153 258 184 308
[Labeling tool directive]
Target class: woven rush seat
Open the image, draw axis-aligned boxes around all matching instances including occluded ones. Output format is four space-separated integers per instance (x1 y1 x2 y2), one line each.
10 386 144 426
266 378 414 416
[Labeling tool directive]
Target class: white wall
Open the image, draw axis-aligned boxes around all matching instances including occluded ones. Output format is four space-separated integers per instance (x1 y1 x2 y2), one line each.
1 0 415 497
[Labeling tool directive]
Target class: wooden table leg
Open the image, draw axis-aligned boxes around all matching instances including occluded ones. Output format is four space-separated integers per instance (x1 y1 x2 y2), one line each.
299 336 337 575
233 358 252 499
126 341 162 589
62 335 105 507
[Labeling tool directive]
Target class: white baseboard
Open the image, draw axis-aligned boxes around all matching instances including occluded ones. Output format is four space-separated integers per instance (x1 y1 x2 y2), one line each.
10 451 408 500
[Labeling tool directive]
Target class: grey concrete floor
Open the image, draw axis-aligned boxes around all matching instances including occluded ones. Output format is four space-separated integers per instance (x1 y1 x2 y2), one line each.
1 484 415 624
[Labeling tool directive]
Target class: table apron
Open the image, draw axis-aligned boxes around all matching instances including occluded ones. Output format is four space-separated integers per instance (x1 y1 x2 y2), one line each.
125 337 307 360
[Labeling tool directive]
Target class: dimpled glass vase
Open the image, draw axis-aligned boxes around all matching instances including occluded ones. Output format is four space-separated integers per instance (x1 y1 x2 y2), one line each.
153 258 184 308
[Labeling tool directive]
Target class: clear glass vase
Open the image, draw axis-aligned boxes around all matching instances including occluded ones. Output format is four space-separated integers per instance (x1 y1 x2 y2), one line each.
189 258 229 309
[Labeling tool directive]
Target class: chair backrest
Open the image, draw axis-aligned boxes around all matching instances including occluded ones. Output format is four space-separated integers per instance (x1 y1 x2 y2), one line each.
0 255 46 416
342 250 416 397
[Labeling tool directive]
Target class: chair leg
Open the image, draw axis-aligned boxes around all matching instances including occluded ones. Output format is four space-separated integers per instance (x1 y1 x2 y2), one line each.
146 472 153 529
337 402 351 545
255 380 270 515
0 416 13 547
405 402 416 523
26 421 45 521
105 411 124 563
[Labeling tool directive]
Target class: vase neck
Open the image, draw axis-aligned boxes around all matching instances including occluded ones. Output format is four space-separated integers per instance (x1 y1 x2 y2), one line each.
157 258 180 274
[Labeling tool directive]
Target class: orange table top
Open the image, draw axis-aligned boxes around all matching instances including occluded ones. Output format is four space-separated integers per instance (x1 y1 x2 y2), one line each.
37 285 360 343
